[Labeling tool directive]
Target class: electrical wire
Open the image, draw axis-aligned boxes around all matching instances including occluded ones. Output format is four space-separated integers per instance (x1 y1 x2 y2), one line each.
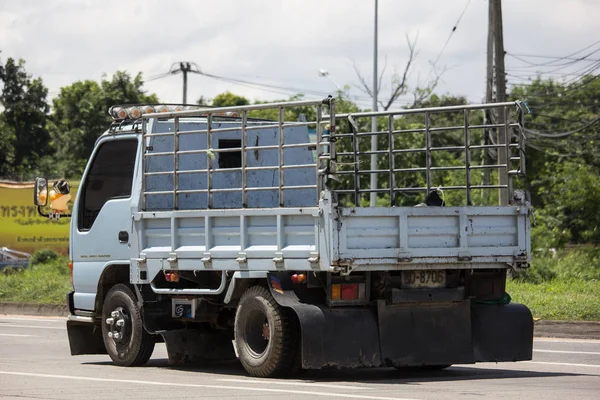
524 116 600 138
506 39 600 68
425 0 472 82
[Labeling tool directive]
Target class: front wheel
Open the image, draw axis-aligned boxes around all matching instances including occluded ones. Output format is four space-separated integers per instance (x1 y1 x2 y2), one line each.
234 286 298 377
101 284 155 366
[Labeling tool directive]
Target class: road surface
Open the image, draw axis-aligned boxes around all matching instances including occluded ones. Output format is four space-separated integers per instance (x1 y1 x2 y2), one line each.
0 315 598 400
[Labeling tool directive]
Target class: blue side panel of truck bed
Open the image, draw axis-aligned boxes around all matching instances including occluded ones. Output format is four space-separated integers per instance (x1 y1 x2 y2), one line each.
144 120 317 210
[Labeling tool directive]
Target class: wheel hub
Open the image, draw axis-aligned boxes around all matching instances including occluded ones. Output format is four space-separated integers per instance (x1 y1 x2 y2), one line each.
105 307 129 342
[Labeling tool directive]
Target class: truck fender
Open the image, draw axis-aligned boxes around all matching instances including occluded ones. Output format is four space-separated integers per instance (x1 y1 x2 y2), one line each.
94 262 130 313
223 271 268 304
265 273 382 369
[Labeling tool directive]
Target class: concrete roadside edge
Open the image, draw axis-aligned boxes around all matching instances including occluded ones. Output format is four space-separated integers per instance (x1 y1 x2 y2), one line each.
0 302 68 317
1 302 599 339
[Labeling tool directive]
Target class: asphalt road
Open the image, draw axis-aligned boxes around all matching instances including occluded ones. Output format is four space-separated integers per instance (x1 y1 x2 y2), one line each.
0 315 598 400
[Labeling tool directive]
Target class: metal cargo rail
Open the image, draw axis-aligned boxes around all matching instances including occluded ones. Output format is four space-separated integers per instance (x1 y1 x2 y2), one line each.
140 99 526 210
327 101 526 206
140 98 336 210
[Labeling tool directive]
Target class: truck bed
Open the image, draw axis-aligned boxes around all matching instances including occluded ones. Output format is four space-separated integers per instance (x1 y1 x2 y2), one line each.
330 204 530 270
133 196 530 283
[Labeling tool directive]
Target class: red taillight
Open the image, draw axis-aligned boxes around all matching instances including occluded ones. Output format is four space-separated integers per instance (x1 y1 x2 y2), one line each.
165 272 179 282
341 283 358 300
291 274 306 284
331 282 366 301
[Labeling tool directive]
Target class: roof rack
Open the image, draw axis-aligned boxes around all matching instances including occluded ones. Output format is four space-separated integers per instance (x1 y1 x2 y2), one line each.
108 103 240 122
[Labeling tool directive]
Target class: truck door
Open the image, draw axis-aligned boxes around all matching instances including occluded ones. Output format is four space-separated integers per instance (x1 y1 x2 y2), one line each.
71 138 139 311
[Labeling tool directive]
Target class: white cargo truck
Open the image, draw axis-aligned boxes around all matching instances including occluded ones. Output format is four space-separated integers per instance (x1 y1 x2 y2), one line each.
33 98 534 377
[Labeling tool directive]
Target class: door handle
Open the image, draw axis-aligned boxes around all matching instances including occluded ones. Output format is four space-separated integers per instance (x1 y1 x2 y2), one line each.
118 231 129 243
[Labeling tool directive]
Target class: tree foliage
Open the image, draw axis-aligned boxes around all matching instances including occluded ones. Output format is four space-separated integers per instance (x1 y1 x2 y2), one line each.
509 75 600 245
1 52 598 251
47 71 158 177
0 57 50 180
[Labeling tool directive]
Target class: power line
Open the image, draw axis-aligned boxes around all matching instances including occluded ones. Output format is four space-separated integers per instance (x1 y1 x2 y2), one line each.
506 39 600 68
524 116 600 138
507 47 600 70
145 62 383 103
508 53 600 63
425 0 472 81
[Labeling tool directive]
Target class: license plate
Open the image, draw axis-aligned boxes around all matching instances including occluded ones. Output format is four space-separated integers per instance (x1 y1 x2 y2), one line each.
401 270 446 288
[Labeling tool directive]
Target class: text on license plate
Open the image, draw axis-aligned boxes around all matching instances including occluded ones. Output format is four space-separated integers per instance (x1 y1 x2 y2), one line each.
401 270 446 288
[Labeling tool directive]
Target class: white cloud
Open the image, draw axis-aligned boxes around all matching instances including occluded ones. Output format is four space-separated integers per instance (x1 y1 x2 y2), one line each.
0 0 598 108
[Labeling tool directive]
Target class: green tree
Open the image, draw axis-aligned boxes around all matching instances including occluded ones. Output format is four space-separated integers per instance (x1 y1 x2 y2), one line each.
48 71 158 177
509 75 600 245
210 91 250 107
0 57 50 180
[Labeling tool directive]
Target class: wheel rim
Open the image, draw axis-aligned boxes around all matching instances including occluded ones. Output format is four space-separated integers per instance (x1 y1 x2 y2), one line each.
105 306 131 347
244 308 270 356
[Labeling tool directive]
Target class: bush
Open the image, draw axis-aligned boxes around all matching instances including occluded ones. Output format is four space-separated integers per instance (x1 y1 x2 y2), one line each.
30 249 60 265
511 245 600 283
0 259 71 304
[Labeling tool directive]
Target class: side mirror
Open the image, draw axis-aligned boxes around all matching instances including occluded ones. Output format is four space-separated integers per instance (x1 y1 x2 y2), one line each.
34 177 48 206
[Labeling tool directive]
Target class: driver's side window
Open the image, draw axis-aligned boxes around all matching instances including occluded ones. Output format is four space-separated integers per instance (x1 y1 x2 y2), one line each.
78 139 138 231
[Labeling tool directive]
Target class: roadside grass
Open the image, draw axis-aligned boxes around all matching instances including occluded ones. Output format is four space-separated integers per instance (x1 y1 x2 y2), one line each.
507 245 600 321
0 247 599 321
0 255 71 304
507 279 600 321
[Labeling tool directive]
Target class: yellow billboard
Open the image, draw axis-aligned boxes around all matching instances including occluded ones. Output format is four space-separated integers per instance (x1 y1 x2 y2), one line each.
0 181 78 255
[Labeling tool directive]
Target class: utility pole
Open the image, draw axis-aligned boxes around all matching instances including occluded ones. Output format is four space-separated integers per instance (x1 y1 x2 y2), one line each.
482 0 494 204
370 0 379 207
493 0 508 206
170 62 196 104
484 0 508 205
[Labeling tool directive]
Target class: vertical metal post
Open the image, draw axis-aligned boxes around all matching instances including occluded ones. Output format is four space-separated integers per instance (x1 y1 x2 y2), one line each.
352 117 360 206
241 110 247 208
207 113 213 209
504 106 511 203
387 115 395 206
182 67 188 104
278 106 284 207
316 104 323 195
425 112 432 194
173 116 180 210
464 110 472 206
141 117 147 211
370 0 379 207
518 104 526 176
328 99 336 163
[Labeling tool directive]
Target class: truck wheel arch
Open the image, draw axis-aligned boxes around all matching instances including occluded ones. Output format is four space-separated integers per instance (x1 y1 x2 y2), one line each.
94 263 131 314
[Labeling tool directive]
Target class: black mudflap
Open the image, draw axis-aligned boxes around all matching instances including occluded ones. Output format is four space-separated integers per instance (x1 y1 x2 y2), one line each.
270 289 382 369
377 300 474 367
66 320 107 355
472 303 533 362
270 287 533 369
161 329 237 365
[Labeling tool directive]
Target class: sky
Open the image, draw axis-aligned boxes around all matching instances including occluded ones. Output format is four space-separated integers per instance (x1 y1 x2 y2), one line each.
0 0 598 110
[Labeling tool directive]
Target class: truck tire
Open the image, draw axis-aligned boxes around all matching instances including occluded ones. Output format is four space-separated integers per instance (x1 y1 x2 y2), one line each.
101 284 155 367
234 285 298 377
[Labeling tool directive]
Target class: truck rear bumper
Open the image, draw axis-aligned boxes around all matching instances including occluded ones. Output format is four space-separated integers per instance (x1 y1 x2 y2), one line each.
271 290 533 369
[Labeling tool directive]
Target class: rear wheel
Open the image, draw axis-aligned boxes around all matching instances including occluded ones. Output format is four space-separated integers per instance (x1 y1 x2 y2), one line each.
234 286 298 377
101 284 155 366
